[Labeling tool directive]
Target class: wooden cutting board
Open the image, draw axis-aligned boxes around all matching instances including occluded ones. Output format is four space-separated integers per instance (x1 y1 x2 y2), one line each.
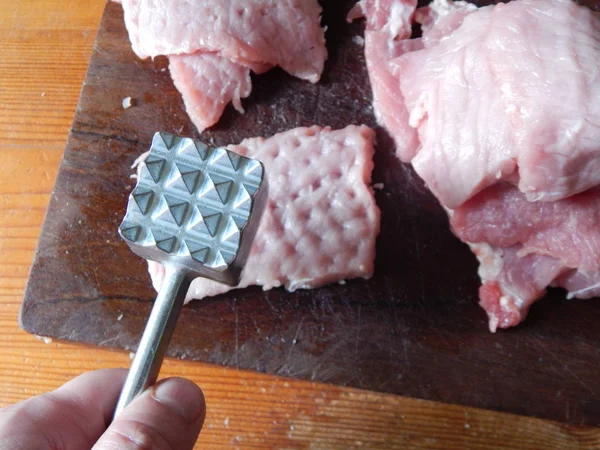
21 0 600 426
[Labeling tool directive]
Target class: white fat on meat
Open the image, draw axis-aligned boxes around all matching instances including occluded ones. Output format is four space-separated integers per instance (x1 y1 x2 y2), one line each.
452 183 600 331
414 0 477 45
148 125 381 302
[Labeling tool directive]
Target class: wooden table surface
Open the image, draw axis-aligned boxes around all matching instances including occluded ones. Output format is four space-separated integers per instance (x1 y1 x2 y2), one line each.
1 1 599 448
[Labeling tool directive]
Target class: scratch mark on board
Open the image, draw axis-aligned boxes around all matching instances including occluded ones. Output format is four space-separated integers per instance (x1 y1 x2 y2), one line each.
355 305 362 356
286 316 305 363
233 298 239 367
411 220 426 305
310 333 354 381
264 295 277 315
98 335 120 346
535 337 598 400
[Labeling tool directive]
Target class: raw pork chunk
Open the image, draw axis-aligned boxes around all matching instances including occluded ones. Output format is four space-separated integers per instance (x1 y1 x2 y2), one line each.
354 0 600 330
452 184 600 331
148 125 381 302
116 0 327 131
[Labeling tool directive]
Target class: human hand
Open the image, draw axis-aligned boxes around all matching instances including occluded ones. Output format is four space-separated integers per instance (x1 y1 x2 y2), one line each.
0 369 205 450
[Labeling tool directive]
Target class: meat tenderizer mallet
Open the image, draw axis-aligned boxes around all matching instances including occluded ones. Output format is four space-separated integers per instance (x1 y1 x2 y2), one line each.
114 132 267 417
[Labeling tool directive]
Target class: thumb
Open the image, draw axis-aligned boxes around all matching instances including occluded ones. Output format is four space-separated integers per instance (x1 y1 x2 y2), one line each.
93 377 205 450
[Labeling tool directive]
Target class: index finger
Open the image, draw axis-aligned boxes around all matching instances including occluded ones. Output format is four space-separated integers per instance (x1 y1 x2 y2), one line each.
0 368 127 450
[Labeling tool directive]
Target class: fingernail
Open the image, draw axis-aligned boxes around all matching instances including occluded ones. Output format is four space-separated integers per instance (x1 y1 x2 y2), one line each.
151 378 205 423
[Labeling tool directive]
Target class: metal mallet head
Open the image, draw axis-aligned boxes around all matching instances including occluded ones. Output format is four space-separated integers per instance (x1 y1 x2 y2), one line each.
114 132 267 417
120 131 267 285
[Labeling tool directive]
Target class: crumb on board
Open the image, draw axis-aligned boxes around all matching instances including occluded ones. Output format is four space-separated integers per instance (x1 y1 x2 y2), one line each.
373 182 384 190
338 280 346 285
122 96 133 109
35 335 53 344
117 313 124 321
40 92 46 97
129 352 135 360
352 35 365 46
223 417 230 428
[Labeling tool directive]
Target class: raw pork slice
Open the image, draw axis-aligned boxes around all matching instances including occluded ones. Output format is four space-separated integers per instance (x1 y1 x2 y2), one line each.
168 53 252 131
148 125 381 302
119 0 327 83
451 184 600 330
348 0 421 161
398 0 600 208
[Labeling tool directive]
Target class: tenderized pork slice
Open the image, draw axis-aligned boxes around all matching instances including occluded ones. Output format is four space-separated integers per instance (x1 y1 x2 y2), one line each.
397 0 600 208
451 184 600 330
147 125 381 302
119 0 327 84
168 53 253 131
114 0 327 132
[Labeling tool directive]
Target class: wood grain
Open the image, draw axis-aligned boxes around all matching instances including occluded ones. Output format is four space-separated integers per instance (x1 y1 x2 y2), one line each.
3 0 600 448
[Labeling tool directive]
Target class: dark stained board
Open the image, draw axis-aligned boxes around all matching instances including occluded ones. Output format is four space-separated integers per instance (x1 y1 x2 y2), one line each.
21 0 600 426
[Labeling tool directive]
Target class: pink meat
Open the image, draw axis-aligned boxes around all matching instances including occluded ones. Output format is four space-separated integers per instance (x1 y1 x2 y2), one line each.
414 0 477 46
400 6 514 209
452 184 600 271
471 244 600 331
486 0 600 203
557 270 600 300
452 184 600 330
348 0 421 161
168 53 252 131
148 125 381 302
397 0 600 208
348 0 416 34
119 0 327 84
114 0 327 132
356 0 600 330
471 244 566 331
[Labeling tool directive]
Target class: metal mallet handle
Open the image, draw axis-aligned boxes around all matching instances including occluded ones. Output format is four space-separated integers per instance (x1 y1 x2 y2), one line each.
115 132 267 419
113 266 190 418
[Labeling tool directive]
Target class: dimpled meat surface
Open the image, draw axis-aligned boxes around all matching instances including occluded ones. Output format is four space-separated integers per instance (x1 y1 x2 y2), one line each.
119 0 327 83
168 53 252 131
115 0 327 132
148 125 381 302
